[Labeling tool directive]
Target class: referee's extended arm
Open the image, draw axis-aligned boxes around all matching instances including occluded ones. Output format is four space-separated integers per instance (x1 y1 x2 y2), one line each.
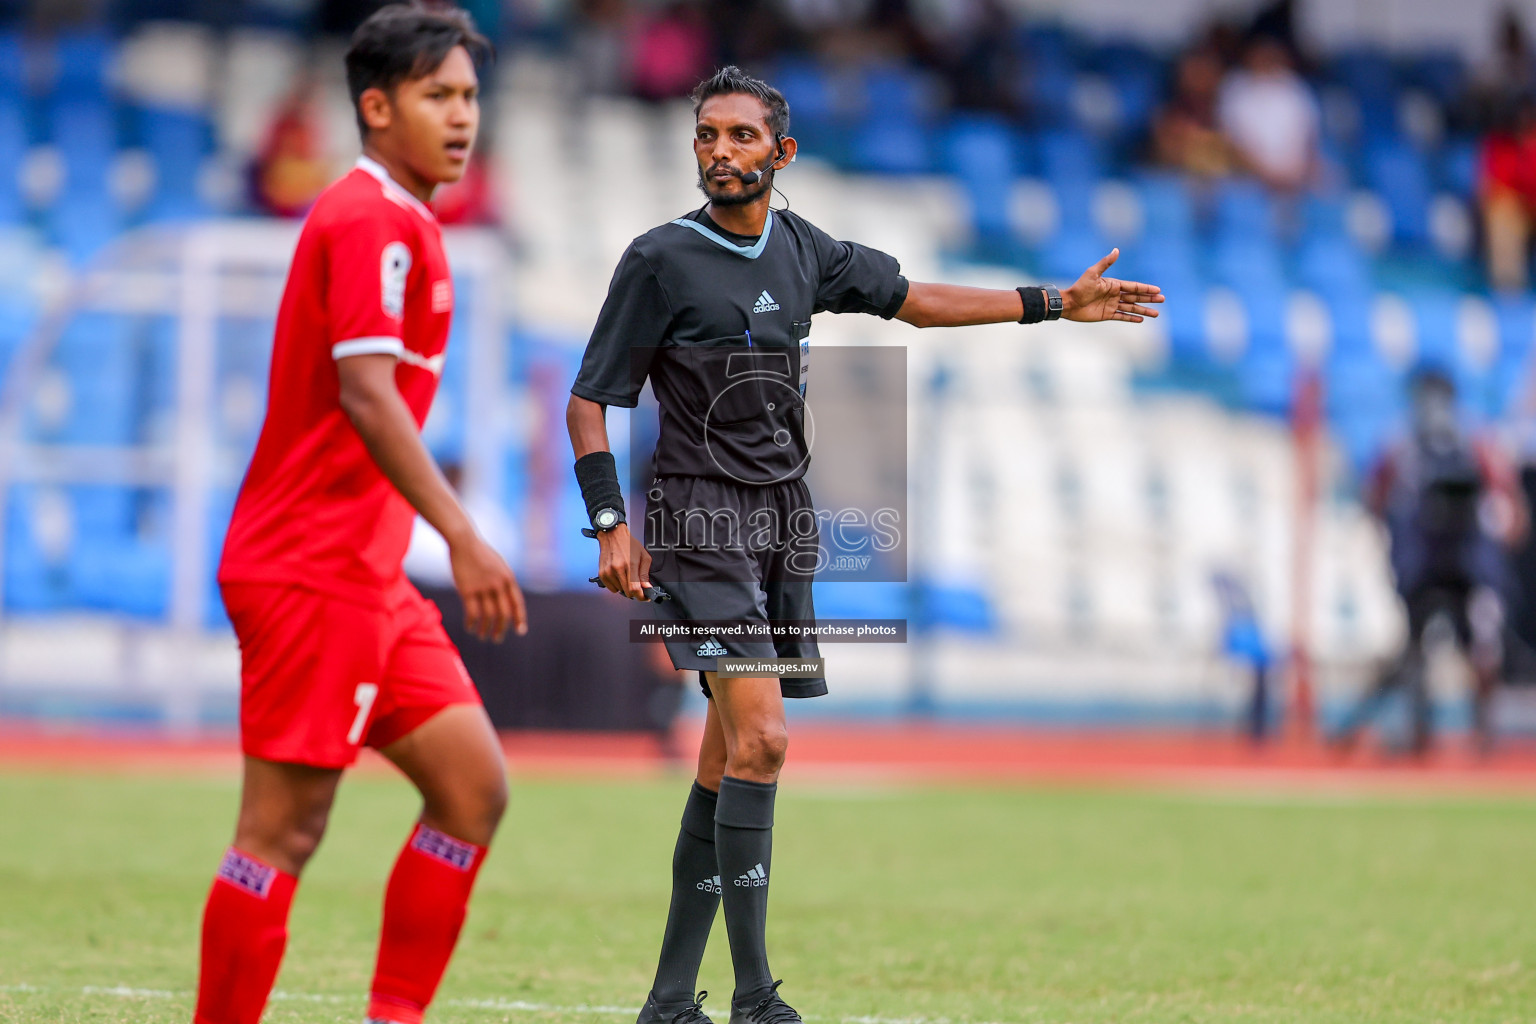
897 248 1162 328
568 395 653 601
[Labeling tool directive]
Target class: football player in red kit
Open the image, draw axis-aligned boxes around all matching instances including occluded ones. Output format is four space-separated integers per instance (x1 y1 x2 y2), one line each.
196 6 525 1024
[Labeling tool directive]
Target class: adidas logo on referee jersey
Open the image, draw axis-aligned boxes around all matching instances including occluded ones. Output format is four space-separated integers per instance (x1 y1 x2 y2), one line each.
752 290 780 313
696 637 729 658
734 863 768 887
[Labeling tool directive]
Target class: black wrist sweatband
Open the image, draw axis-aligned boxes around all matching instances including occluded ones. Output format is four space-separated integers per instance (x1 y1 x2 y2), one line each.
574 451 624 528
1017 286 1046 325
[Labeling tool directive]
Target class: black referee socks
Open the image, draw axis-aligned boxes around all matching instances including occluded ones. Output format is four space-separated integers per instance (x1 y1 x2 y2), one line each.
650 782 722 1009
715 776 778 1008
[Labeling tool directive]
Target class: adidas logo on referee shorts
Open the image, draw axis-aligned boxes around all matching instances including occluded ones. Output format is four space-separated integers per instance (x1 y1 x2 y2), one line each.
696 637 729 658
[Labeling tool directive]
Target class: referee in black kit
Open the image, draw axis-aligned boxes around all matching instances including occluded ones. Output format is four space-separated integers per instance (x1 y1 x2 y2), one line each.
566 67 1163 1024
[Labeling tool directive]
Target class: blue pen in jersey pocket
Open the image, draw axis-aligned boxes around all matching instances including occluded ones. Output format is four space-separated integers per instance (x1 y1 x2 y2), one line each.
745 328 753 348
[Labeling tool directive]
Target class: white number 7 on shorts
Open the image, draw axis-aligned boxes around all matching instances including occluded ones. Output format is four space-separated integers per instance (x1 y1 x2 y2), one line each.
348 683 379 745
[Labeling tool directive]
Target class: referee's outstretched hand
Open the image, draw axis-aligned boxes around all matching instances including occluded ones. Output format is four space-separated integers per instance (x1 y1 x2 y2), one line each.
451 533 529 641
597 524 653 602
1063 249 1164 324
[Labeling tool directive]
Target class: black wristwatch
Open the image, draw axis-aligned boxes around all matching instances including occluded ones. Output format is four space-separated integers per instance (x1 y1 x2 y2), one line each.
1043 285 1064 320
581 506 626 538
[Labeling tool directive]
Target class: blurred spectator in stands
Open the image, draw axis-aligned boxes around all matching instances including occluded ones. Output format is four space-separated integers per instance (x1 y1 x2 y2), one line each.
1212 571 1276 743
1333 366 1526 754
249 75 332 218
910 0 1018 114
573 0 632 95
1151 47 1238 179
1467 8 1536 129
629 1 712 101
705 0 789 68
1217 34 1318 192
1479 93 1536 292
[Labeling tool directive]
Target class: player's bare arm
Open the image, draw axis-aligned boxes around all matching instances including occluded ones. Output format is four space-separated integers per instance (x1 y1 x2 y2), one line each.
896 249 1163 328
340 352 527 639
567 394 653 602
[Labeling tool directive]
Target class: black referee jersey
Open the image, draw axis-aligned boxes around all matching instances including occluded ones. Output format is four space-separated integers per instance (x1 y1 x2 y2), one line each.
571 206 909 485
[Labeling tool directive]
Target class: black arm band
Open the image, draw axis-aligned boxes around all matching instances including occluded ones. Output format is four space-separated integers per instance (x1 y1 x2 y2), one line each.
574 451 625 527
1017 285 1046 325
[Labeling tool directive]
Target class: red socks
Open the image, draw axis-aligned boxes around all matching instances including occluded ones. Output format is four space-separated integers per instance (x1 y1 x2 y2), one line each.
365 823 489 1024
194 848 298 1024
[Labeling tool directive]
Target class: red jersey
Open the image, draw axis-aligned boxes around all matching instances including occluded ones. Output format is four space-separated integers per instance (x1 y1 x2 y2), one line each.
219 156 454 606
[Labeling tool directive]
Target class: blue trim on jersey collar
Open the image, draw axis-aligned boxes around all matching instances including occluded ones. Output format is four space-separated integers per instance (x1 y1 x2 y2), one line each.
669 210 774 258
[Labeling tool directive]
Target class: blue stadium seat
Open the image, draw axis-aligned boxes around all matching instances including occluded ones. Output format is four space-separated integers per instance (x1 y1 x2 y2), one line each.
1437 136 1480 197
1137 172 1196 247
51 195 120 265
1409 290 1461 386
1036 130 1102 213
1406 51 1465 107
1491 295 1536 417
1039 221 1106 282
1213 180 1278 244
1236 290 1294 416
141 107 211 221
1366 140 1432 245
1331 49 1399 144
850 65 933 174
0 99 24 225
1295 196 1372 298
769 59 843 163
72 536 169 618
944 116 1016 253
4 485 76 611
53 30 113 98
52 95 115 193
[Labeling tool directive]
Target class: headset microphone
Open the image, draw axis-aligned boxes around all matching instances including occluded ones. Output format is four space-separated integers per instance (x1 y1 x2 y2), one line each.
737 134 786 186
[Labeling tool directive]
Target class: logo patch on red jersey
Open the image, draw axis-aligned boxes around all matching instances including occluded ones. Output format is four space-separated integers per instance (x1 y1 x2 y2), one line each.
398 348 446 376
432 279 453 313
411 824 478 871
217 848 277 897
381 241 411 319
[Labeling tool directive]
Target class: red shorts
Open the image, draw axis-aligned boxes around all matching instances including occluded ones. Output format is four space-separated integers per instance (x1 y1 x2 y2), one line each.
222 581 481 768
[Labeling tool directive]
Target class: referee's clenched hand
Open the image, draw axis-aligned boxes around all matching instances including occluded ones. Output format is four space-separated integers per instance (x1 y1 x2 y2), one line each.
597 524 653 601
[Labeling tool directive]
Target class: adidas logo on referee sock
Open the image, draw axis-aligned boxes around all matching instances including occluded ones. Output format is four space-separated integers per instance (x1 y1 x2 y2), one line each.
696 874 723 894
696 637 729 657
734 863 768 887
752 290 779 313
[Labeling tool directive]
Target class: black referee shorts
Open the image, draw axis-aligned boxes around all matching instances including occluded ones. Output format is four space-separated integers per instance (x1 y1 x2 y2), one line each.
645 474 827 699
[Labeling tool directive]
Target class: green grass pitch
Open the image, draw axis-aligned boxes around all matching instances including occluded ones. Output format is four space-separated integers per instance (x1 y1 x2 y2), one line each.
2 769 1535 1023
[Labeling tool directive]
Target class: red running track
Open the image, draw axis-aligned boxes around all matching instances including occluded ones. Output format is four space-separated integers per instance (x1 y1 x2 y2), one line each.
4 721 1536 795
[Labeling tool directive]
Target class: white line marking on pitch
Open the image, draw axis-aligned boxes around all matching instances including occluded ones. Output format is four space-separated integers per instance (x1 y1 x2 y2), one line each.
0 983 1009 1024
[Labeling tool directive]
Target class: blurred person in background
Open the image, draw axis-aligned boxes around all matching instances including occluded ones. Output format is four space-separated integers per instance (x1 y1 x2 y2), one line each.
199 8 529 1024
1151 46 1239 179
569 65 1163 1024
1332 366 1526 755
250 74 334 218
630 1 713 102
1479 93 1536 292
1212 571 1276 743
1466 7 1536 127
1217 34 1319 192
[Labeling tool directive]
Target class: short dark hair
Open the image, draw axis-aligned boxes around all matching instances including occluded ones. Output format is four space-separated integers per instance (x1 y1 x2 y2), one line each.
690 65 790 139
345 2 493 137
